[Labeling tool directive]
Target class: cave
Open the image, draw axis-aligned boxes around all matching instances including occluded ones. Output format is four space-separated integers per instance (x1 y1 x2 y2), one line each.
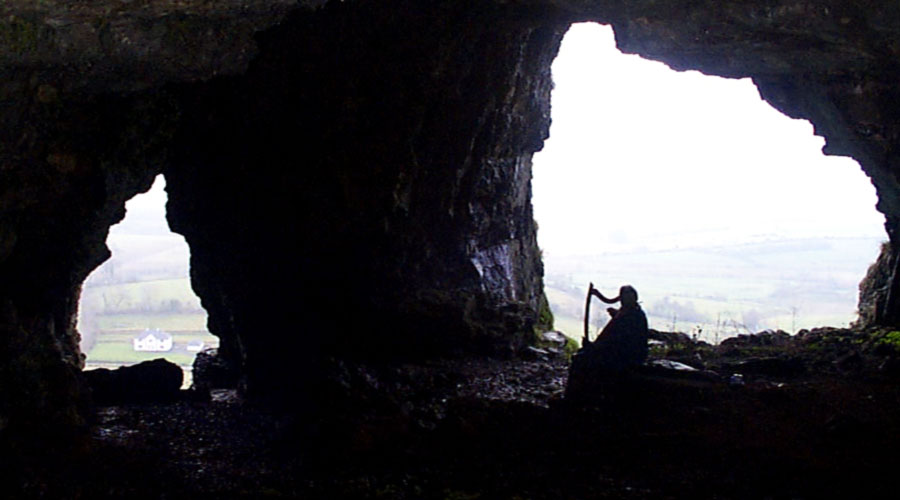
4 1 900 496
535 22 886 339
78 174 217 386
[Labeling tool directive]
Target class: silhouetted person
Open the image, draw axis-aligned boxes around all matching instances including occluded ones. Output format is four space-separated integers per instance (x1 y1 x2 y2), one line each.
584 284 649 372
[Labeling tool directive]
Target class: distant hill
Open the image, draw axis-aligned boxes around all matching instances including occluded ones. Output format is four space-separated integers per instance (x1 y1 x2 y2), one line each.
544 236 884 344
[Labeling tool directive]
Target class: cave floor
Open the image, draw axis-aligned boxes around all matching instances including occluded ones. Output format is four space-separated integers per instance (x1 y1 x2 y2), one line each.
13 331 900 498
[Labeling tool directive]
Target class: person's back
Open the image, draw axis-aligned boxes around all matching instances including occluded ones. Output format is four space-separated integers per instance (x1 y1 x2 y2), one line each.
584 285 648 372
565 284 649 400
588 303 648 371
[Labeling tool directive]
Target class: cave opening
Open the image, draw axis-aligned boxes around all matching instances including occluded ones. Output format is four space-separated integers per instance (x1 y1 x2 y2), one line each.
78 174 218 388
533 23 886 343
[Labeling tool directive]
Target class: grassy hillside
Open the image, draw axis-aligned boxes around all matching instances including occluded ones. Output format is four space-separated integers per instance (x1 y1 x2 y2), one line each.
80 278 216 368
545 236 883 344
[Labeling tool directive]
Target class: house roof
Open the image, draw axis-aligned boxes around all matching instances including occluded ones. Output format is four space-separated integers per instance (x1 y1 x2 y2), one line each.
135 329 172 341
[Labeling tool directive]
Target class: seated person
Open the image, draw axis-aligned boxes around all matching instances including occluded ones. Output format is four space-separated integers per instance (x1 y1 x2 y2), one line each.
583 284 648 372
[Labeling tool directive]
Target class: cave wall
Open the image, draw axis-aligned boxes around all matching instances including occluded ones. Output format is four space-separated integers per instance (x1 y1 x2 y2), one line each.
4 0 900 441
0 86 177 442
0 0 319 442
163 0 567 400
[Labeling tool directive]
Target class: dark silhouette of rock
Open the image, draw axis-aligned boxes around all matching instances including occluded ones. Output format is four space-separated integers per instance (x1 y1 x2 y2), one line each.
84 359 183 405
648 329 693 346
192 348 240 391
720 330 793 349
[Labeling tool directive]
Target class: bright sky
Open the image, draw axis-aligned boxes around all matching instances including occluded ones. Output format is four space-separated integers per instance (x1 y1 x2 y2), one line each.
533 23 886 256
121 175 167 220
109 174 171 237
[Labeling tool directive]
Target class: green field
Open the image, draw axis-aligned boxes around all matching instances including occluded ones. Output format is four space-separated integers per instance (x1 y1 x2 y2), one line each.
80 278 217 373
96 313 208 332
86 330 206 343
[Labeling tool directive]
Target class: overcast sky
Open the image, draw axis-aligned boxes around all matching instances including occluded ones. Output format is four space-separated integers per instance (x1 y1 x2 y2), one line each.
118 23 885 258
533 23 886 256
121 175 167 215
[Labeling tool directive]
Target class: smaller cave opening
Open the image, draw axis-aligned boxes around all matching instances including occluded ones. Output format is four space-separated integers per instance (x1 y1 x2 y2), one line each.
533 23 886 344
78 174 217 388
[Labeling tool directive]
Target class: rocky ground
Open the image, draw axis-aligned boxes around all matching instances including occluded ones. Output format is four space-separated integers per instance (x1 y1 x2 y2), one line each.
8 327 900 498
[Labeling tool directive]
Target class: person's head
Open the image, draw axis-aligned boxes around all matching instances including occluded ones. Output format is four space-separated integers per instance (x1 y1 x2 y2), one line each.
619 285 638 307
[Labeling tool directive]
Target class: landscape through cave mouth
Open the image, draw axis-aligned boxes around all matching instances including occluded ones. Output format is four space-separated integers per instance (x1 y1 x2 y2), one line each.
533 23 886 343
78 175 217 388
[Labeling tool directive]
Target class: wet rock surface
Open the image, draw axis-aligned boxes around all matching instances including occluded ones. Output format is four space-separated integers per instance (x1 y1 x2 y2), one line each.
9 329 900 498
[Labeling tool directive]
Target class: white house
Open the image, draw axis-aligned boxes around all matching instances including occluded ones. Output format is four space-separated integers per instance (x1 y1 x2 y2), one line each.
133 329 173 352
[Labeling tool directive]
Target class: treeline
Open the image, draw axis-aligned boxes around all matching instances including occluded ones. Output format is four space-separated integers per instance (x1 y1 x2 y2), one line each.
84 260 188 287
94 292 205 315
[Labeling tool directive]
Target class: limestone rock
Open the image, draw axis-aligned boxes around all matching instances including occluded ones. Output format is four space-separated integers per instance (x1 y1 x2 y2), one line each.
857 242 894 327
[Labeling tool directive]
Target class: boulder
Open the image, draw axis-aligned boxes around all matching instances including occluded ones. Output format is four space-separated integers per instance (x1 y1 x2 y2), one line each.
541 331 569 346
84 359 183 405
191 348 240 391
720 330 793 349
648 359 699 371
648 330 693 346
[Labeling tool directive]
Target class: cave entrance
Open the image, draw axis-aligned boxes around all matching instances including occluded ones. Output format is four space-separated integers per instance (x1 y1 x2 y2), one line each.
533 23 886 344
78 175 217 387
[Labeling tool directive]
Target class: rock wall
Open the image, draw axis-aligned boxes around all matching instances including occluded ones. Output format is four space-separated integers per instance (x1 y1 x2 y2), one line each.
164 0 566 401
0 0 316 443
3 0 900 442
0 87 177 442
857 242 893 327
